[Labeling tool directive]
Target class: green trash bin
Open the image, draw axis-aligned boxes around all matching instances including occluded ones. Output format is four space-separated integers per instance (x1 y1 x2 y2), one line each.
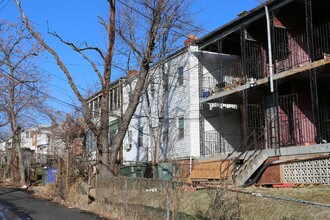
120 165 147 178
157 163 173 180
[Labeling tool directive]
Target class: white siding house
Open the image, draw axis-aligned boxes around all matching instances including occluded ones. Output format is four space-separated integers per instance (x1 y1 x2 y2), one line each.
21 126 51 153
122 46 201 164
86 45 242 165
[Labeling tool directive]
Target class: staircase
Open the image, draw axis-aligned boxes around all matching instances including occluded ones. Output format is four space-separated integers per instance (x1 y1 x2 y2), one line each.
231 150 269 186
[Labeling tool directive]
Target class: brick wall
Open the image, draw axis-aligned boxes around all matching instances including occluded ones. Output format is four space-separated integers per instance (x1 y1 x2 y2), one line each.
172 159 198 180
258 156 282 184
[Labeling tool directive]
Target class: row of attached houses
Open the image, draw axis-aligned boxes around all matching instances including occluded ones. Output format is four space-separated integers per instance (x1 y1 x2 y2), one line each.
0 126 54 173
87 0 330 185
0 125 68 166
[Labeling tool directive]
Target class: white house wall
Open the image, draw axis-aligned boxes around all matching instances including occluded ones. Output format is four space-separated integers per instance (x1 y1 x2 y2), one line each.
122 46 202 163
121 46 245 162
188 46 201 157
164 51 190 159
122 77 149 163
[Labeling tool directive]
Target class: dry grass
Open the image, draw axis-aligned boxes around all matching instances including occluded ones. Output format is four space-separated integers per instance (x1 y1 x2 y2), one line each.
242 185 330 204
31 181 330 220
238 185 330 220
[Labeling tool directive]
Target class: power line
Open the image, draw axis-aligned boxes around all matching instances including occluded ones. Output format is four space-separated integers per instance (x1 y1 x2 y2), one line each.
117 0 207 40
132 0 209 33
10 53 88 92
37 58 103 67
0 67 82 110
0 0 9 13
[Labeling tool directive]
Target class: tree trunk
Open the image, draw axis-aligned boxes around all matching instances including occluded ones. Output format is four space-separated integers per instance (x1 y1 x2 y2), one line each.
110 68 150 173
17 138 25 185
9 65 25 185
155 62 167 164
145 92 156 178
109 0 164 174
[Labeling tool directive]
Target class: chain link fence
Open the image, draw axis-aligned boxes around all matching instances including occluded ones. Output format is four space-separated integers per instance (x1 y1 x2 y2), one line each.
86 176 241 220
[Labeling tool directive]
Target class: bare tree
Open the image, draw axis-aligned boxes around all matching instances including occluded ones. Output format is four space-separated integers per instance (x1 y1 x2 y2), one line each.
15 0 116 176
15 0 193 177
0 19 46 185
113 0 195 174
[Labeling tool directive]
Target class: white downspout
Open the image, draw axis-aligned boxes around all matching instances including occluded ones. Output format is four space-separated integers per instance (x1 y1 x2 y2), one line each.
265 5 274 93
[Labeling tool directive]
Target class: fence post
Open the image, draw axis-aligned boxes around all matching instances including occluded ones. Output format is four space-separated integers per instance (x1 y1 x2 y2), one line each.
95 173 98 202
125 178 128 212
166 183 172 220
86 175 90 207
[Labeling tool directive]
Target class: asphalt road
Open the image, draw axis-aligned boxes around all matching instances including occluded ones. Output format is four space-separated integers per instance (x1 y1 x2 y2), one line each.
0 187 104 220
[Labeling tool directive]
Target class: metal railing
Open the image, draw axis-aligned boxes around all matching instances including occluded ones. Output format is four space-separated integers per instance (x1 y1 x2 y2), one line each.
200 22 330 99
202 130 242 157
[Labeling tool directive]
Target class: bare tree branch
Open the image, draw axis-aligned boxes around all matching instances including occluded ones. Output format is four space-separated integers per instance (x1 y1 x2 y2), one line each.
14 0 99 137
49 32 103 82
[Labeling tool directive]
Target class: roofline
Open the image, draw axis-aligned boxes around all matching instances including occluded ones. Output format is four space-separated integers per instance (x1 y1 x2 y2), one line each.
195 0 295 48
87 47 188 99
86 77 127 101
150 46 188 70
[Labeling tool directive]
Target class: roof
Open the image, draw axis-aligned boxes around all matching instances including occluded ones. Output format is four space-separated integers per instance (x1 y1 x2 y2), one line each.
194 0 294 48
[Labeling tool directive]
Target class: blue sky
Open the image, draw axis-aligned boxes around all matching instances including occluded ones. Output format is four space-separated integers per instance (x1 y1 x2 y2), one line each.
1 0 259 115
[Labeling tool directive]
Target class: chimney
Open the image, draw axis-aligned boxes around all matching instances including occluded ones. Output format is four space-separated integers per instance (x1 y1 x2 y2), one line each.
184 35 198 47
128 70 138 78
237 10 248 17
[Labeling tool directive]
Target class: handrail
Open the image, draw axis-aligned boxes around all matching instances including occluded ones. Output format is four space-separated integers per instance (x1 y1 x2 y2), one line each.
219 129 263 179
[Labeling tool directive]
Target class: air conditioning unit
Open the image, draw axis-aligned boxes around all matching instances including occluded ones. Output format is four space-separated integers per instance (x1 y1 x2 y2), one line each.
125 143 132 151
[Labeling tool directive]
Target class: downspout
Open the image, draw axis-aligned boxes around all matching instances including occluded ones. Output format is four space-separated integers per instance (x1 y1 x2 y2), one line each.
189 46 194 173
189 149 192 173
265 5 274 93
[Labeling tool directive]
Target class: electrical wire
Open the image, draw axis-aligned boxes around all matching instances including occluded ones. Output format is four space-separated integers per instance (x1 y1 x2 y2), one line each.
117 0 206 40
0 67 82 110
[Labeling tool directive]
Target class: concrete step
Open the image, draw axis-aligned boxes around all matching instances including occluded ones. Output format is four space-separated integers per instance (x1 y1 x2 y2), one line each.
234 151 269 186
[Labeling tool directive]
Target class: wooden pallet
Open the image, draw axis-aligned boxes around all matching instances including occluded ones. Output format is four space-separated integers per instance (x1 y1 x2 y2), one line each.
187 160 232 183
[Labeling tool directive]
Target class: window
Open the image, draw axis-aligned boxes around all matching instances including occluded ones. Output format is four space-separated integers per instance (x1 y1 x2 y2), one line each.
89 102 93 117
25 131 29 138
274 27 289 61
150 81 155 98
93 97 100 117
47 134 51 143
178 66 184 85
113 88 117 109
109 122 118 145
138 127 143 147
109 87 121 111
178 117 184 139
162 129 168 149
109 90 113 110
126 130 132 151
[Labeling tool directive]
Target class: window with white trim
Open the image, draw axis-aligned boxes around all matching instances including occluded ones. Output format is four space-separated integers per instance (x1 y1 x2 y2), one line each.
178 117 184 139
178 66 184 85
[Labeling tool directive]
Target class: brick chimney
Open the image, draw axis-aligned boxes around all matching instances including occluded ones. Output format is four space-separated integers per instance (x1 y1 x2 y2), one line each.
184 35 198 47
